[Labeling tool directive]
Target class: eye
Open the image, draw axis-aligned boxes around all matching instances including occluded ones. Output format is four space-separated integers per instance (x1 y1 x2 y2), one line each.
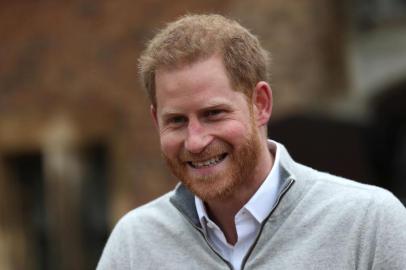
167 115 187 126
205 109 223 118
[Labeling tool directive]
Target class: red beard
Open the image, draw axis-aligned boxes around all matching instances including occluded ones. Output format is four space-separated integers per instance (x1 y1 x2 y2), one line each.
164 124 261 201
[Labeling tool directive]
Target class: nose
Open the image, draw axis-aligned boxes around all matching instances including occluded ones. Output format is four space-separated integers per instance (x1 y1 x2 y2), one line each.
184 119 211 154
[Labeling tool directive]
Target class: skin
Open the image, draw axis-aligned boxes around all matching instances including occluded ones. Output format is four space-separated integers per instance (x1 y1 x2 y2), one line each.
151 55 274 244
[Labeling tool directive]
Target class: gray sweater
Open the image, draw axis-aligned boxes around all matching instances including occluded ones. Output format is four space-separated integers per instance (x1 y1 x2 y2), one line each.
97 145 406 270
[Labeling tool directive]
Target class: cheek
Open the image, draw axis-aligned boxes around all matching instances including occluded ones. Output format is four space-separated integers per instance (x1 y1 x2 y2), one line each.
159 132 183 158
214 121 251 144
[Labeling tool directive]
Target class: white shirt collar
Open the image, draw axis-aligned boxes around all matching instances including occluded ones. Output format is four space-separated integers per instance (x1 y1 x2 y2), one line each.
244 140 280 222
195 139 281 225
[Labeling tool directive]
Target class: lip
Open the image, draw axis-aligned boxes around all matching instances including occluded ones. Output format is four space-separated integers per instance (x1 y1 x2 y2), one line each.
187 154 228 179
187 153 227 168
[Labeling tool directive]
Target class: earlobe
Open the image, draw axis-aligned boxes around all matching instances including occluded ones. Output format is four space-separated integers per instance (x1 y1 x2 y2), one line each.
253 81 272 126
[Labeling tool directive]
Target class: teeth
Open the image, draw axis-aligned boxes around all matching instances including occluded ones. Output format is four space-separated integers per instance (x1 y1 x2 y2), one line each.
191 155 224 168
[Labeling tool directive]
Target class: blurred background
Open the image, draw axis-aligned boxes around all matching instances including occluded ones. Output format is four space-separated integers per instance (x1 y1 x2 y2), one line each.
0 0 405 269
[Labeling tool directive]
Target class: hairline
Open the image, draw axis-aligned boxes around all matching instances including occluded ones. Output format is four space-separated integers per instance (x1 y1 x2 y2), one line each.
151 53 252 109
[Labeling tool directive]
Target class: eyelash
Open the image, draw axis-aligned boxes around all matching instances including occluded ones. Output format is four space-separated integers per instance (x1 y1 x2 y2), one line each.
165 109 226 127
168 116 186 124
206 110 222 117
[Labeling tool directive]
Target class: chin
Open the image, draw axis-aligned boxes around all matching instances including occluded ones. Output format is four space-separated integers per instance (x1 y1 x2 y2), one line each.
181 171 242 201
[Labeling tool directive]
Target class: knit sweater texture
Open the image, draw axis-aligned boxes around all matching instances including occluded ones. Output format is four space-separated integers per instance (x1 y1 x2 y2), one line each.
97 144 406 270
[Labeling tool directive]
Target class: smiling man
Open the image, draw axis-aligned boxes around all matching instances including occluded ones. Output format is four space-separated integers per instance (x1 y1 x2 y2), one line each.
97 14 406 270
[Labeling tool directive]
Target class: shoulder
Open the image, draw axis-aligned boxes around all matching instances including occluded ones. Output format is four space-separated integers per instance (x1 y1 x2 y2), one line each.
294 164 406 222
97 190 186 269
288 166 406 268
314 169 396 203
114 190 179 233
278 143 395 206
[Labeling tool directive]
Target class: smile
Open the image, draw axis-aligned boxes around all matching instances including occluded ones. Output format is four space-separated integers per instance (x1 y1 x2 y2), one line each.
188 153 227 169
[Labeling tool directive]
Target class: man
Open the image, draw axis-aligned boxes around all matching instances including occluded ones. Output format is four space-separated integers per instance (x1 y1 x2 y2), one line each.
97 14 406 270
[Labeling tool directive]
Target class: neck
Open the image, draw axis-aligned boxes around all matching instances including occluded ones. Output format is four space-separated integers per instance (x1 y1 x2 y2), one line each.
205 139 274 244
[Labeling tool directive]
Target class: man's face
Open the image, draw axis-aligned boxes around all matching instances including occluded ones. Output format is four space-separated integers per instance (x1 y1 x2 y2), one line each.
152 55 262 201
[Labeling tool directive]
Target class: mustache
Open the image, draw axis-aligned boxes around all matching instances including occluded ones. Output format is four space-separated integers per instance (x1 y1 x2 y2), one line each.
179 141 231 162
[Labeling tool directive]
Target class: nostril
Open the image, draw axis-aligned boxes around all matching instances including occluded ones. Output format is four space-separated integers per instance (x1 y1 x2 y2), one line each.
184 133 212 154
185 137 205 153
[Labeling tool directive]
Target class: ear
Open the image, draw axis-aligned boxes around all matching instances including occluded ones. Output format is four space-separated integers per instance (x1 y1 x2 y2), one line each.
150 105 159 129
252 81 272 127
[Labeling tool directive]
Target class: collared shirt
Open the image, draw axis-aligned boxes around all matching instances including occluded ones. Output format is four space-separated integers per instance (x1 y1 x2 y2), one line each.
195 140 281 270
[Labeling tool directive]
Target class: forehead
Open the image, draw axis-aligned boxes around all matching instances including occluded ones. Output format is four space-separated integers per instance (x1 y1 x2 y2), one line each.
156 56 228 90
154 55 243 112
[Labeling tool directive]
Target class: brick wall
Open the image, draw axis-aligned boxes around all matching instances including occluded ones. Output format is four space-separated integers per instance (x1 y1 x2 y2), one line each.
0 1 348 269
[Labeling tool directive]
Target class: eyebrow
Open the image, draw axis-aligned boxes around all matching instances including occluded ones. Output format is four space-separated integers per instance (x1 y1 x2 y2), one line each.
199 97 235 109
159 109 182 119
159 98 234 118
197 103 232 113
160 112 184 122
